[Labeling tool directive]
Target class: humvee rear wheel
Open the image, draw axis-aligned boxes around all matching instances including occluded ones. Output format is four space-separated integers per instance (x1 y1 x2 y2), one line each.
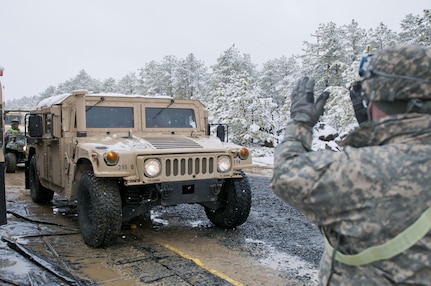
29 156 54 204
78 171 122 248
204 171 252 228
5 152 17 173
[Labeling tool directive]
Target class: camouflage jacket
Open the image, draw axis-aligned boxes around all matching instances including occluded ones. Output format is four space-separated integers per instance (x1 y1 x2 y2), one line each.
271 113 431 285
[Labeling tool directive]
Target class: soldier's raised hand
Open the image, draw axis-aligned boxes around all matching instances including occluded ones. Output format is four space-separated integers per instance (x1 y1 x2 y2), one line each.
290 77 330 127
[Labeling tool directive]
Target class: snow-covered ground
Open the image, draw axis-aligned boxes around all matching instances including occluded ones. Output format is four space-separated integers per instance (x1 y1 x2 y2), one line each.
251 147 274 167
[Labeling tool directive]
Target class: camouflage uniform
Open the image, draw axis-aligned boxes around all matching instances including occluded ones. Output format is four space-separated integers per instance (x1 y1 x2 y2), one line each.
271 46 431 285
4 121 21 143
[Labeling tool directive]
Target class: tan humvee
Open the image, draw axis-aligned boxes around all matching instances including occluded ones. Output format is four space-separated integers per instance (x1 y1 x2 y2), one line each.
25 90 253 248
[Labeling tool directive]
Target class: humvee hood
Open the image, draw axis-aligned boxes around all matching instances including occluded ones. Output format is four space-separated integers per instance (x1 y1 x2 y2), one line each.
79 134 227 152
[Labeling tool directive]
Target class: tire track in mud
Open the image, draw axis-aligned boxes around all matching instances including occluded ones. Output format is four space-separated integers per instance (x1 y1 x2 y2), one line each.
2 199 235 285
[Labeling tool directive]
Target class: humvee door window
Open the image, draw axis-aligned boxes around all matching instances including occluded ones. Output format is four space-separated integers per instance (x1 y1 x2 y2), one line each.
146 108 196 128
86 106 134 128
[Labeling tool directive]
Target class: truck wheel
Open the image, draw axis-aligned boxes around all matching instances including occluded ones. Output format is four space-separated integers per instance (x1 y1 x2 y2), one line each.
29 156 54 204
77 171 122 248
205 171 252 228
5 152 17 173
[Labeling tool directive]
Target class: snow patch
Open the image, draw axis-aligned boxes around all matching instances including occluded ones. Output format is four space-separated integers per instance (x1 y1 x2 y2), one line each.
245 238 318 284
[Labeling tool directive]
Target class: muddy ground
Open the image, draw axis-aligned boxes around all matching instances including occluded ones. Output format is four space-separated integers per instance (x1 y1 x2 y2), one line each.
0 166 323 286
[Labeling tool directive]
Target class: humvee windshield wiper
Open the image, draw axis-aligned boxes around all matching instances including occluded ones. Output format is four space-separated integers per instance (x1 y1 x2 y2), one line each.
86 97 105 112
153 98 175 119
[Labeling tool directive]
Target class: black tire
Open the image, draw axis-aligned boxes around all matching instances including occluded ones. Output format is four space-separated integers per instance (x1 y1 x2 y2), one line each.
205 170 252 228
5 152 17 173
77 171 122 248
29 156 54 204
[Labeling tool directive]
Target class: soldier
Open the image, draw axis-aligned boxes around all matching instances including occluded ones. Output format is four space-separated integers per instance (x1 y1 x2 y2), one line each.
6 119 21 133
4 119 21 143
271 45 431 285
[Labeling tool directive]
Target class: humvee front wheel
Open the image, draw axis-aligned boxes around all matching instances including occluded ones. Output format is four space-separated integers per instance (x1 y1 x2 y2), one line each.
205 171 252 228
5 152 17 173
29 156 54 204
77 172 122 248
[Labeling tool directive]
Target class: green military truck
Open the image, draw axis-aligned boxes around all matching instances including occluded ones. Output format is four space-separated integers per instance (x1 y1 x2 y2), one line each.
25 90 253 248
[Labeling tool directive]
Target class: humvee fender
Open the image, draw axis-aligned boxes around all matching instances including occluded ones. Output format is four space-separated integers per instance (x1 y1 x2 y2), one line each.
25 90 253 248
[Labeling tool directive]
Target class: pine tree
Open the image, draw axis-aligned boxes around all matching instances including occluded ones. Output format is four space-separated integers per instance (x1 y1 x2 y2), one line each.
302 22 347 90
56 70 101 94
367 23 399 51
174 54 209 100
343 20 367 62
207 45 261 145
117 72 138 95
138 60 166 96
258 55 300 107
399 9 431 46
101 77 117 93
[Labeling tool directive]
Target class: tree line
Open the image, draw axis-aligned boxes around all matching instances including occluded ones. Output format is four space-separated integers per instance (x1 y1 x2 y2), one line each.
7 9 430 147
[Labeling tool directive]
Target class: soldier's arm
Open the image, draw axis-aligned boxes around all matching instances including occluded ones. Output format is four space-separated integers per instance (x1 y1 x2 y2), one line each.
270 121 339 222
271 121 313 203
274 121 312 163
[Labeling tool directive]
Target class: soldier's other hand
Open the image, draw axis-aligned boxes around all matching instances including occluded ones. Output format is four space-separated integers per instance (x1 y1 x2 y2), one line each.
349 81 368 124
290 77 329 127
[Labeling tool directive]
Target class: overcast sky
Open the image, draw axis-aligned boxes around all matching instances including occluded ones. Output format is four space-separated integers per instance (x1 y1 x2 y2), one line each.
0 0 428 101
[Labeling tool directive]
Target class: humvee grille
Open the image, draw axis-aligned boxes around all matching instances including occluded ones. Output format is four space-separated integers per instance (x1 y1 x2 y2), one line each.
147 137 202 149
165 157 214 176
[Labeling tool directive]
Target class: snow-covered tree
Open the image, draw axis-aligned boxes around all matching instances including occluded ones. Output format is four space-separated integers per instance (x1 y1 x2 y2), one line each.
8 11 424 148
174 53 209 100
39 85 58 99
322 86 357 135
367 23 399 51
117 72 139 95
302 22 348 90
343 20 368 62
209 44 257 86
138 60 167 96
138 55 208 99
399 9 431 46
258 55 301 144
258 55 300 107
101 77 116 93
57 70 101 94
208 45 266 145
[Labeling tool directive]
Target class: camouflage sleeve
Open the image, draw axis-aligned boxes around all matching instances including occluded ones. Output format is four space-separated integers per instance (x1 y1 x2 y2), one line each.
271 121 340 223
276 121 313 157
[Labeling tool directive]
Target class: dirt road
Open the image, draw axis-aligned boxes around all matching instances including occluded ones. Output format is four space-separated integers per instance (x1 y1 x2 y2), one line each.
0 168 322 286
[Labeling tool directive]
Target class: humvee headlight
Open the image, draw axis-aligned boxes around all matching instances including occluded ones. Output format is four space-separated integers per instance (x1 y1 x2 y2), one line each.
144 158 161 177
239 147 249 160
217 156 231 173
104 151 119 166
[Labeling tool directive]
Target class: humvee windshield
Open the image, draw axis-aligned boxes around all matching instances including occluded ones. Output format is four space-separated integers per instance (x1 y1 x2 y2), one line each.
86 106 134 128
5 115 23 125
145 108 196 128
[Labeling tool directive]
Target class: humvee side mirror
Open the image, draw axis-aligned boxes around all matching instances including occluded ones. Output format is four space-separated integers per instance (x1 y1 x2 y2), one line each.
216 124 225 142
28 115 43 137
